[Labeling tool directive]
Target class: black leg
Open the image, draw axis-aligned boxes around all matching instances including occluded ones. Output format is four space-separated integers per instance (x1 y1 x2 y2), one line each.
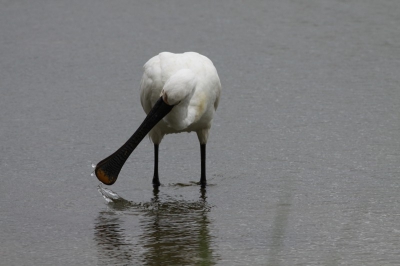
200 144 206 187
152 144 160 187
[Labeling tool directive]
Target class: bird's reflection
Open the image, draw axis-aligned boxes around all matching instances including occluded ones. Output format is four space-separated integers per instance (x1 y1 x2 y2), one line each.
94 210 134 265
94 187 217 265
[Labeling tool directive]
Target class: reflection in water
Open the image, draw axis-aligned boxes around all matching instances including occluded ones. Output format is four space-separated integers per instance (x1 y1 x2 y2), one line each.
267 181 293 266
94 211 134 265
94 186 217 265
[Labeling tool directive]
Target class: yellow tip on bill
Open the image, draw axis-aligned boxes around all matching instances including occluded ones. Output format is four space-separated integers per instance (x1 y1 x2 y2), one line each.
95 168 115 185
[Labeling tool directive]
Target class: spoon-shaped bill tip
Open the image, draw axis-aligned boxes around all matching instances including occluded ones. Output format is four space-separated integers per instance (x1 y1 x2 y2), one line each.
95 167 117 185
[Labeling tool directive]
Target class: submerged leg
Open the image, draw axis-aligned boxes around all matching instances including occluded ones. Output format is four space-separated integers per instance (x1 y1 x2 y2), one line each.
200 144 206 187
152 144 160 187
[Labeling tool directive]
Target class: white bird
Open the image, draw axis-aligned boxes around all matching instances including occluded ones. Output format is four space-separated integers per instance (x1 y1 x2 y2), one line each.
95 52 221 188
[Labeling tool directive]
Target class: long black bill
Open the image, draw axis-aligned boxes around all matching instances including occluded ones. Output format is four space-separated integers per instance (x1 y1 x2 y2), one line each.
95 97 173 185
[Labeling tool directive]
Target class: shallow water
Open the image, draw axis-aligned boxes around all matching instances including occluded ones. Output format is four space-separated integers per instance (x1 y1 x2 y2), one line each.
1 0 400 265
96 185 215 265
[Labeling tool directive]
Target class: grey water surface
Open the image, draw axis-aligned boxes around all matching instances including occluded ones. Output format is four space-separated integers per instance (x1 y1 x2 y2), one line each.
1 0 399 265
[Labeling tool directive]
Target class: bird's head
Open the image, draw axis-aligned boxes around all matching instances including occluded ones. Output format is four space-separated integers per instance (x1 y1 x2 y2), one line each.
161 69 197 106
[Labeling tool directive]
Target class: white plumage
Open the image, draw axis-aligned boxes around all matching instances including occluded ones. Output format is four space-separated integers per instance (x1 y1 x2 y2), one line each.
140 52 221 145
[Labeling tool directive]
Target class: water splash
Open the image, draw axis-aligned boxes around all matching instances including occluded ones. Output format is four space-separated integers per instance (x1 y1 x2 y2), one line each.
97 185 121 203
96 185 213 214
91 163 97 179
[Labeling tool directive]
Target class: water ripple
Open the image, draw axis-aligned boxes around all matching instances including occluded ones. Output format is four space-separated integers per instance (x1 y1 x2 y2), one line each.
95 185 217 265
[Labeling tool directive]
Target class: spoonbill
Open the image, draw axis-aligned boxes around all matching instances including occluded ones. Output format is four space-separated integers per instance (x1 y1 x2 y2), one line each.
95 52 221 188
